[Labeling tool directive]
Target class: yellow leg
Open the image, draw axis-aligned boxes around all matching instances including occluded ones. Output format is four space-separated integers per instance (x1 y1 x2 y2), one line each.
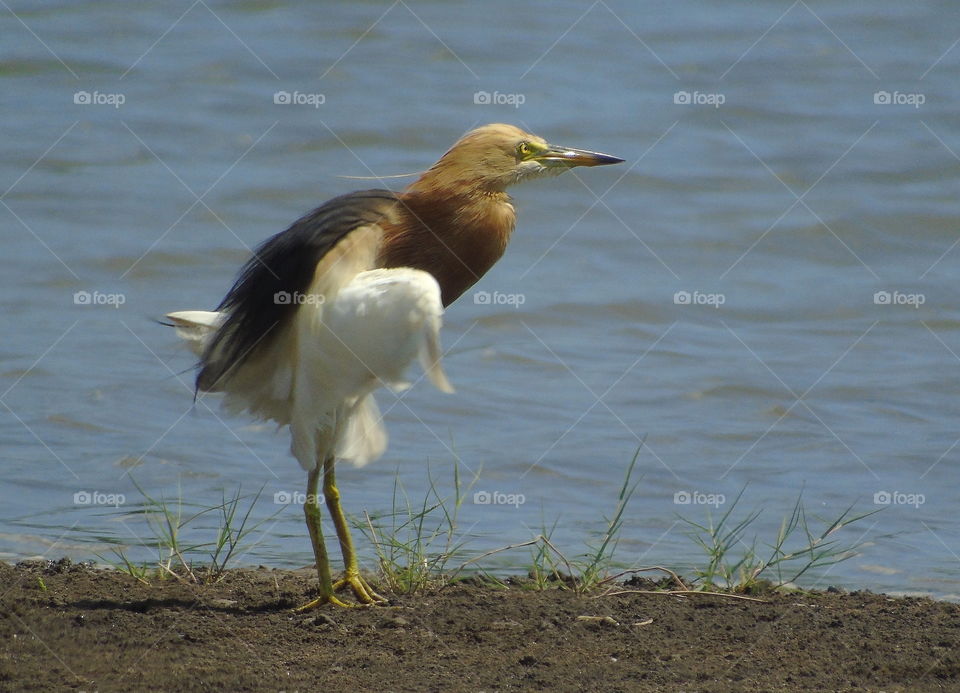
323 455 387 604
294 465 351 611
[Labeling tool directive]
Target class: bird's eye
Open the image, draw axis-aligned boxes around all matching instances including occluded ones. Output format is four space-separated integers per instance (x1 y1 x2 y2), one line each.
517 142 532 158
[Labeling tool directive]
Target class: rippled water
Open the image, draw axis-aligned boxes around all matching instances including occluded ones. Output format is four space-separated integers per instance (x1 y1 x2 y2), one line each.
3 1 960 599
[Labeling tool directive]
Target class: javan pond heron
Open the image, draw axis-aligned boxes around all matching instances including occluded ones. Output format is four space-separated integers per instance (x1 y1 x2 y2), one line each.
166 123 623 609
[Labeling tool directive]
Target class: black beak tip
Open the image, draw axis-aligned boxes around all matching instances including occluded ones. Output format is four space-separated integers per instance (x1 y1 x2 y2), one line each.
596 153 625 165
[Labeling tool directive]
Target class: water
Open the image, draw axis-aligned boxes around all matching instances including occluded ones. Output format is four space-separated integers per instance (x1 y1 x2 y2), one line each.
3 1 959 599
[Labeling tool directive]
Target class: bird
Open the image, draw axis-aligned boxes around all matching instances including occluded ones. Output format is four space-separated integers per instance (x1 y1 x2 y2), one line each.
165 123 623 609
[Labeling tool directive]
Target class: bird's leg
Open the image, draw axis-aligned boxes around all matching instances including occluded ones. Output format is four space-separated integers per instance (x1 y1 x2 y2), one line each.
323 454 387 604
294 465 351 611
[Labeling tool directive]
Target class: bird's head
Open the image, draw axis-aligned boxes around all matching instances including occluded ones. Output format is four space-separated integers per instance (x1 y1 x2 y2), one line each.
413 123 624 194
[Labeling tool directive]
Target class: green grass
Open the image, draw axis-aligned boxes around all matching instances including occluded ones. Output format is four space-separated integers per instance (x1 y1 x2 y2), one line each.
99 455 877 599
361 448 643 596
679 487 879 594
100 479 275 584
574 447 642 591
354 460 479 594
356 452 874 597
527 514 563 591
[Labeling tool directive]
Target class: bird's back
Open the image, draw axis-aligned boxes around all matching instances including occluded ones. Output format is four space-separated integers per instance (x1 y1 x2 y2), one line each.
196 189 402 395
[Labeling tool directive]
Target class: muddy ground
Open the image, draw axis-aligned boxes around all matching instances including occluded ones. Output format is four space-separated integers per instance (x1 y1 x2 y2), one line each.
1 559 958 692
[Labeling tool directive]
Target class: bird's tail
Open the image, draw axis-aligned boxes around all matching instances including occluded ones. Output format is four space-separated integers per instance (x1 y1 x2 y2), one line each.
164 311 224 357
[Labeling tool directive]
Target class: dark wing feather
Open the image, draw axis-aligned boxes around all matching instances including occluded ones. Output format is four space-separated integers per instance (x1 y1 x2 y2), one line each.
197 189 400 393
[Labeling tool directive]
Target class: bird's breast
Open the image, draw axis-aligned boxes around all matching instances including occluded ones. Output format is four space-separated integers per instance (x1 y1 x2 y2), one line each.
384 193 516 306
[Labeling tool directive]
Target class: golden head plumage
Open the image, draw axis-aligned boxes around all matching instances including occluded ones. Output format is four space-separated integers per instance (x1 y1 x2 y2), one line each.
410 123 623 194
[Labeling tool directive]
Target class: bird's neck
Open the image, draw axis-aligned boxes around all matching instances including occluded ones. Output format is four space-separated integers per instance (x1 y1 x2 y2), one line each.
382 186 516 307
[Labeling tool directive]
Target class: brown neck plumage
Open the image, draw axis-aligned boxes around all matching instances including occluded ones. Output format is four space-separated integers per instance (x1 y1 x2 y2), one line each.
380 179 517 307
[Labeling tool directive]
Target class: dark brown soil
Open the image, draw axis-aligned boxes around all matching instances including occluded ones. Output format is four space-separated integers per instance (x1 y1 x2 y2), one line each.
2 559 958 692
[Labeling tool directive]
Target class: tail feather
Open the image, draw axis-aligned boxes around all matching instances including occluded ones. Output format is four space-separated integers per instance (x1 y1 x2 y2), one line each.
164 311 223 357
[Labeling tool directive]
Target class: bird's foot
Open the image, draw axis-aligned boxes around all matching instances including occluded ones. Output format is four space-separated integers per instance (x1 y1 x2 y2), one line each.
333 572 388 605
292 592 355 612
292 573 387 611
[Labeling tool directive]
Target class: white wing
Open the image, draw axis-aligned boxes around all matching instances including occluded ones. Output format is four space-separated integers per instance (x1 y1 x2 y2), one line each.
166 227 453 471
292 267 452 469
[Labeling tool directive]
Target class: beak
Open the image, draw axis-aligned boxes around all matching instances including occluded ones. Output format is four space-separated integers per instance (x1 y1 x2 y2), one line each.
535 144 624 168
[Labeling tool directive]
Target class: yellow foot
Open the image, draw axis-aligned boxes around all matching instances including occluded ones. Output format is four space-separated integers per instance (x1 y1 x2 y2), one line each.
332 573 388 604
292 593 355 612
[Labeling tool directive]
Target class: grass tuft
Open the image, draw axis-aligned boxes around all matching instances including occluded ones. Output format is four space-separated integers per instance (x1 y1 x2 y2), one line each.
99 478 274 584
679 487 878 593
355 460 480 594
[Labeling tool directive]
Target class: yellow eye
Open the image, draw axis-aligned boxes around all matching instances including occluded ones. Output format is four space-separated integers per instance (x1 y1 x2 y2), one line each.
517 141 531 158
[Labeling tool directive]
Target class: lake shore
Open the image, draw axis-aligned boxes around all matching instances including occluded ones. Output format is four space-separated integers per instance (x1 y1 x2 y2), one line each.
3 559 958 691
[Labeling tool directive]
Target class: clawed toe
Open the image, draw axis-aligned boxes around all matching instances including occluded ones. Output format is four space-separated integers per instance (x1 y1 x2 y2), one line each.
333 573 388 604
